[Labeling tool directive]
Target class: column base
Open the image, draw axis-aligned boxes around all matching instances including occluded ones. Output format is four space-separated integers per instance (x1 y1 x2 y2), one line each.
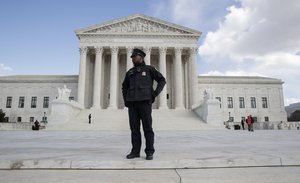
107 106 118 110
175 106 185 110
91 106 101 110
158 106 169 110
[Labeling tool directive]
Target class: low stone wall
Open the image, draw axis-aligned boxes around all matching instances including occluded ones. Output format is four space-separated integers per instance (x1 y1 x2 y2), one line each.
0 122 46 131
225 121 300 130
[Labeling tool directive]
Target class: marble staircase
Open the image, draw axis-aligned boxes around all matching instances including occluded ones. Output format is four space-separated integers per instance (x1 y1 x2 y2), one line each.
48 109 222 130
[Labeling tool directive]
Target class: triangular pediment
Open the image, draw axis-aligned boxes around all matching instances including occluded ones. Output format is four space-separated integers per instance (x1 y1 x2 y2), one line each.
75 14 201 36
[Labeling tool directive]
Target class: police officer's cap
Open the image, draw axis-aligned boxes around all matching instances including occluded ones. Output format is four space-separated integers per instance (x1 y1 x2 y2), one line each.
130 48 146 58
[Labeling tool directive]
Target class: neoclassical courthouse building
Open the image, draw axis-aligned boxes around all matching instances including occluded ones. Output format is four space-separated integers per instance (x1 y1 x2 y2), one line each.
0 14 287 127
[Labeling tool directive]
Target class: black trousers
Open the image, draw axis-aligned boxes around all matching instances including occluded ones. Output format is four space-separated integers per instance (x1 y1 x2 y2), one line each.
128 101 155 155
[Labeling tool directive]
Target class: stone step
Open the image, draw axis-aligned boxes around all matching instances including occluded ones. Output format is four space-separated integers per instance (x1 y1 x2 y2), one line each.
48 109 220 130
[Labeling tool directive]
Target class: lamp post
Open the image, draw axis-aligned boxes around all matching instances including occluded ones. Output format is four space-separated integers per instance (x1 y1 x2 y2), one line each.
228 112 231 122
43 112 47 123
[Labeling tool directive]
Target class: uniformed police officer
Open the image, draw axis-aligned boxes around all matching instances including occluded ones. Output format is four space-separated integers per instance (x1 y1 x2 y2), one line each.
122 48 166 160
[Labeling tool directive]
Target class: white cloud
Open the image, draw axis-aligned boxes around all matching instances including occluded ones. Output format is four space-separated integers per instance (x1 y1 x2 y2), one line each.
200 69 262 77
171 0 203 27
150 0 300 105
200 0 300 59
149 0 203 29
285 98 300 106
0 63 12 72
199 0 300 105
149 0 236 31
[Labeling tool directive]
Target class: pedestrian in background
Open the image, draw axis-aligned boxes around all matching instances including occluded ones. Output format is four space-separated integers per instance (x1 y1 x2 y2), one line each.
241 119 245 130
250 115 254 131
88 113 91 124
247 116 251 131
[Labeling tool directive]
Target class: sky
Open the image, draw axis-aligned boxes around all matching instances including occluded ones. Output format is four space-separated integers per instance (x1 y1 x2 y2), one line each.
0 0 299 106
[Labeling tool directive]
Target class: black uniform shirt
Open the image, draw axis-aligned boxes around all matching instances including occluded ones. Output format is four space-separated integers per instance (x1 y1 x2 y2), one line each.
122 62 166 102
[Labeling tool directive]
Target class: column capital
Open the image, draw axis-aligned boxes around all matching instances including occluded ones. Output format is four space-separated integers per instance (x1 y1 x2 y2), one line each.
143 47 152 54
190 47 198 54
95 46 104 55
159 47 167 54
110 46 119 54
126 46 134 54
175 47 183 54
126 46 134 50
79 47 88 55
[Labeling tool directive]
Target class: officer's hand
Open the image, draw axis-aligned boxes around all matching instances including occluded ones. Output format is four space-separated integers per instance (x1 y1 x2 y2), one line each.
152 96 155 103
125 101 129 107
152 91 157 103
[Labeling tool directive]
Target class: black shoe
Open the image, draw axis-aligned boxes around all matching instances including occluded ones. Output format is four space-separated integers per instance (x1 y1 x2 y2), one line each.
146 154 153 160
126 153 140 159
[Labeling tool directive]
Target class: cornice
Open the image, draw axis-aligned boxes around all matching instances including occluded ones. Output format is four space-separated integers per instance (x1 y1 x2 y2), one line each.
0 75 78 83
77 33 200 39
198 76 284 85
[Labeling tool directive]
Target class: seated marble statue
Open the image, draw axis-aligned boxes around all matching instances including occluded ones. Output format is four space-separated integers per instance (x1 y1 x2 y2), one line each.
204 89 214 100
57 85 71 101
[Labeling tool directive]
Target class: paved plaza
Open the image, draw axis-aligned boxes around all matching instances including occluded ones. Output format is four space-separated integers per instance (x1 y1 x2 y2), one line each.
0 130 300 182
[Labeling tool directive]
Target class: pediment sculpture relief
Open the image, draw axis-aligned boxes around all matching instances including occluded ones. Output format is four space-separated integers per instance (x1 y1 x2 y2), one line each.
86 18 191 34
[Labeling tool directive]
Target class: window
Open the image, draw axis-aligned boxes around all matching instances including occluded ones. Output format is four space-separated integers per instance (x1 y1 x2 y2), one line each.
31 97 37 108
30 117 34 122
227 97 233 108
252 116 257 122
18 96 25 108
216 97 221 108
251 97 256 108
17 117 22 122
265 116 269 122
229 117 234 122
4 117 9 122
69 96 74 101
239 97 245 108
262 97 268 108
6 97 12 108
43 97 49 108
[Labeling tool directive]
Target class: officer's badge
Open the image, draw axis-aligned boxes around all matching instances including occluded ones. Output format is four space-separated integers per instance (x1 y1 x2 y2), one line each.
142 71 146 76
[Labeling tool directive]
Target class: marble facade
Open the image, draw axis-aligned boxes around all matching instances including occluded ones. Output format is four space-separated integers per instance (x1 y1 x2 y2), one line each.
75 14 201 110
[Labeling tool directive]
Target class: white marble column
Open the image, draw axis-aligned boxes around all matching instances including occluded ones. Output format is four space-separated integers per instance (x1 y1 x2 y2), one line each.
190 47 199 108
159 47 168 109
108 46 119 109
174 47 184 109
92 46 103 109
126 46 133 71
78 46 88 107
144 47 151 65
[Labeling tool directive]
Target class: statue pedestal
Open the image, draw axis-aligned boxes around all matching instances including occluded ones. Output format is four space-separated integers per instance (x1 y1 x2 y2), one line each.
48 99 83 127
193 99 223 127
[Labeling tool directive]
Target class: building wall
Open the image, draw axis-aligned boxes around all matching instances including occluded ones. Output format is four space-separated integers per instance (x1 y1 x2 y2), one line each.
198 76 287 123
0 75 287 123
0 76 78 122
